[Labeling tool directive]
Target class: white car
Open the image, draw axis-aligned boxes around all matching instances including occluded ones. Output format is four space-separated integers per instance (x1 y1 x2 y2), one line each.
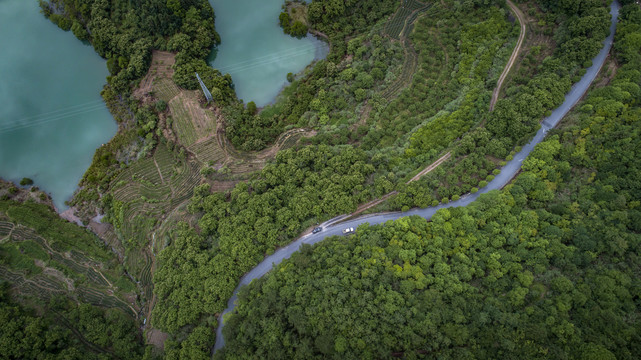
342 227 354 234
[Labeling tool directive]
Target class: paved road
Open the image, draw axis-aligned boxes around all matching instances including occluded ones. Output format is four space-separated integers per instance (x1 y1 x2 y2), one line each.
213 1 620 352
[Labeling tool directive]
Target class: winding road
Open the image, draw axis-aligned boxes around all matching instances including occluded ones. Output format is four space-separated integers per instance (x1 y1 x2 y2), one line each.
214 1 620 352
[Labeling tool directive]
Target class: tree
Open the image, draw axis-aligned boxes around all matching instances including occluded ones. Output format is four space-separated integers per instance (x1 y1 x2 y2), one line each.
19 178 33 186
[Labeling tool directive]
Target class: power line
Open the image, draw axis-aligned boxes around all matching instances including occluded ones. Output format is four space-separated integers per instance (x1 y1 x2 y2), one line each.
4 99 105 125
0 103 107 135
214 43 326 74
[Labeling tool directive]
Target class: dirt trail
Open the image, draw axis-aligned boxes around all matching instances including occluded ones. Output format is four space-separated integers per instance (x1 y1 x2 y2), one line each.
351 191 399 218
56 313 116 356
406 151 451 183
489 0 526 111
348 151 451 217
94 267 113 288
0 224 14 244
153 157 165 185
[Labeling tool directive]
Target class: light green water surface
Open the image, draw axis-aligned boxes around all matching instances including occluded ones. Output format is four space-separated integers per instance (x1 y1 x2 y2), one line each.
0 0 116 211
208 0 328 107
0 0 326 210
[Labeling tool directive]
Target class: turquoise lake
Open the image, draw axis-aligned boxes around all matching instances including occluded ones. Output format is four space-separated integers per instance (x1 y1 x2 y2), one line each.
208 0 328 107
0 0 326 211
0 0 116 211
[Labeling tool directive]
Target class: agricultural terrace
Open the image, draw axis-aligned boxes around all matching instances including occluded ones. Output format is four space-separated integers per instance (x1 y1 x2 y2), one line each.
362 0 517 160
384 0 430 40
0 204 136 316
136 50 177 101
168 91 217 147
104 51 318 319
109 142 200 252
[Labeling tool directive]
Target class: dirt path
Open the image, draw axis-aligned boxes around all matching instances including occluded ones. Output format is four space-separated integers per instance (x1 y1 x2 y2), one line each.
348 151 451 217
55 313 117 356
489 0 526 111
94 266 114 288
406 151 451 183
0 225 14 244
350 191 399 218
153 157 165 185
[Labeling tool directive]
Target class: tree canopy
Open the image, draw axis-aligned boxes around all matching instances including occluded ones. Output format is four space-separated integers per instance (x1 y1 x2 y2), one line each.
216 4 641 358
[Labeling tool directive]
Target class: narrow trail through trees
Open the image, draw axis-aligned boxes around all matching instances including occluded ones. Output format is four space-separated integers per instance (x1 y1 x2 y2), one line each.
349 152 452 217
489 0 527 111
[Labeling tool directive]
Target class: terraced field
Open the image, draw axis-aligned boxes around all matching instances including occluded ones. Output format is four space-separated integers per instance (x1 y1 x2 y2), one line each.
9 225 38 242
0 220 136 316
154 78 181 103
137 50 177 101
0 220 13 239
110 142 201 278
169 92 217 147
380 40 419 101
189 137 227 165
384 0 430 40
169 159 201 207
0 266 66 299
169 96 200 146
77 286 135 316
378 1 440 101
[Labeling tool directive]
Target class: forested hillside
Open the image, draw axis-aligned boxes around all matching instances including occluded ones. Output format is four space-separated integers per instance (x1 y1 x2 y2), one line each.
39 0 225 92
4 0 638 358
0 184 146 358
216 6 641 358
0 284 145 359
392 0 613 208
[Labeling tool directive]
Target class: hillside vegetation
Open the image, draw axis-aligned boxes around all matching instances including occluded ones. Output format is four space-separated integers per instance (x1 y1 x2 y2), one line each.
4 0 638 358
217 6 641 358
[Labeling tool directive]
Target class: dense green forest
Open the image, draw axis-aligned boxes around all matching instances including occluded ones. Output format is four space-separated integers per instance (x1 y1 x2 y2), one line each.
390 0 613 209
0 184 145 358
216 6 641 357
0 283 145 359
153 0 601 335
151 145 376 351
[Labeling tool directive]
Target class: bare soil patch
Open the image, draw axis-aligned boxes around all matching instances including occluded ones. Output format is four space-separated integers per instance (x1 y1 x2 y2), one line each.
147 328 169 350
135 51 176 99
286 2 308 26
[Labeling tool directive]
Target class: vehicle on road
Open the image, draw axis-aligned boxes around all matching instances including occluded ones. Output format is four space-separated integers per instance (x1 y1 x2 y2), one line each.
312 227 322 234
342 227 354 234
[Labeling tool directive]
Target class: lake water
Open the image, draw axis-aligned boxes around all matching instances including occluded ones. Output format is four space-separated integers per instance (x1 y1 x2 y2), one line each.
0 0 116 211
0 0 324 211
208 0 328 107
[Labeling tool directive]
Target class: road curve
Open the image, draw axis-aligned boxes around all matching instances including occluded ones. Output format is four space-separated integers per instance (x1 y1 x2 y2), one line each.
490 0 527 111
213 1 619 352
